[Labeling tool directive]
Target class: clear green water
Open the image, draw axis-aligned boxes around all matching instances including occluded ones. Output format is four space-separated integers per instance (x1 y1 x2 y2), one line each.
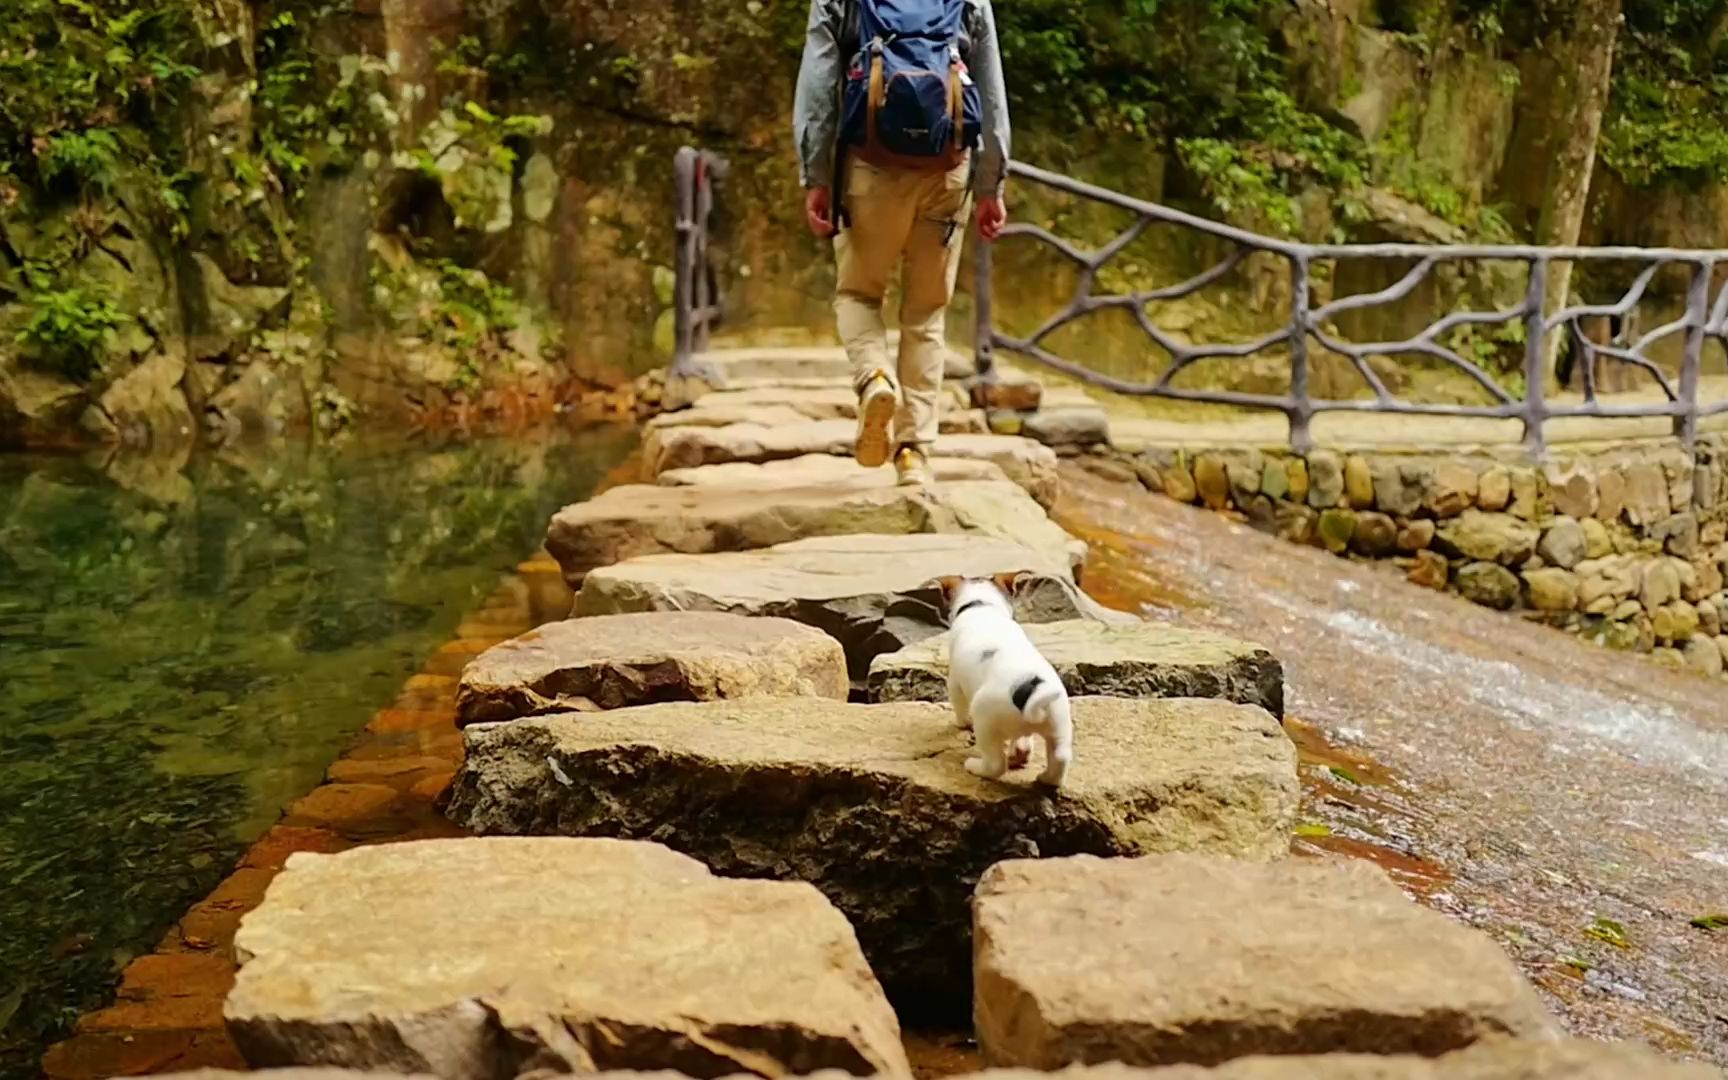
0 425 633 1078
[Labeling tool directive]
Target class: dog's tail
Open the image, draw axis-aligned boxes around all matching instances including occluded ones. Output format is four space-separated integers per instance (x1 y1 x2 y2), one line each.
1011 673 1065 725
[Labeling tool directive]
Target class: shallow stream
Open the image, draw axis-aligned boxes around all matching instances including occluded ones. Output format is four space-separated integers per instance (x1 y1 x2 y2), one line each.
0 426 632 1078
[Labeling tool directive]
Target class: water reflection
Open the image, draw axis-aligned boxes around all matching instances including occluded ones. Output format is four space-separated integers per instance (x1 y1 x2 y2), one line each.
0 425 633 1078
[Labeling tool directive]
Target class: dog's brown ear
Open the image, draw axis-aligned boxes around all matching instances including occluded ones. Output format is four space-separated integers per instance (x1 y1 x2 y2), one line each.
929 575 965 608
992 571 1032 598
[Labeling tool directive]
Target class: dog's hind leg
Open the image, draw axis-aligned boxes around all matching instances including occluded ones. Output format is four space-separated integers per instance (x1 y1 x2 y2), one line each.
1037 699 1073 788
949 679 973 731
965 719 1009 780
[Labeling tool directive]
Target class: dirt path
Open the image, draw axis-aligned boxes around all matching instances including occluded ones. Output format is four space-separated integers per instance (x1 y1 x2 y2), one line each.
1056 463 1728 1067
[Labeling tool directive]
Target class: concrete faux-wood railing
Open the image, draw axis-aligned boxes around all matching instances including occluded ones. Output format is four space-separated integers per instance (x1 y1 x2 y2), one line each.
671 145 1728 458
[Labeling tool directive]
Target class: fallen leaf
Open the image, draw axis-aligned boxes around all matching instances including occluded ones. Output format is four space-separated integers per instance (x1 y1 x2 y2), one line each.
1690 914 1728 932
1585 917 1630 949
1294 822 1333 838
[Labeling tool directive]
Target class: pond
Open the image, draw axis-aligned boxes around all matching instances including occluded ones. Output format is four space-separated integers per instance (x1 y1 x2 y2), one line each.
0 424 634 1079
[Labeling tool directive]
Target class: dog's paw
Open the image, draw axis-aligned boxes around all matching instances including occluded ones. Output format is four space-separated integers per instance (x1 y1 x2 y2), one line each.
965 756 1001 779
1008 736 1034 770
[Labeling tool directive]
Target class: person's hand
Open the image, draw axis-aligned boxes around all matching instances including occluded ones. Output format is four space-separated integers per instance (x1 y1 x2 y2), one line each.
806 186 835 238
976 194 1007 242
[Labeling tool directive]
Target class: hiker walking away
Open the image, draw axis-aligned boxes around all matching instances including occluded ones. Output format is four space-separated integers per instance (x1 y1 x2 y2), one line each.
794 0 1010 486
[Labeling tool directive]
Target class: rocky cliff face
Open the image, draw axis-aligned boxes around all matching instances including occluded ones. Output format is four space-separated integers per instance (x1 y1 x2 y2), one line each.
2 0 1723 447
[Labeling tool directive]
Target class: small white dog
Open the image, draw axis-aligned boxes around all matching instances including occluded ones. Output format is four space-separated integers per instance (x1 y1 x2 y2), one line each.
934 573 1073 788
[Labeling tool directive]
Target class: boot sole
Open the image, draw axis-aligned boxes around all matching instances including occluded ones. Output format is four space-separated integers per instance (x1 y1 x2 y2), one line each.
854 387 896 468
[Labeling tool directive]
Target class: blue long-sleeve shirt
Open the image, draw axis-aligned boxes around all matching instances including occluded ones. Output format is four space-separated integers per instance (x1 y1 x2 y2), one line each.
793 0 1011 197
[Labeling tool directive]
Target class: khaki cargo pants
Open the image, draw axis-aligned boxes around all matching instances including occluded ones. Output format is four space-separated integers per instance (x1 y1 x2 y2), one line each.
834 154 973 451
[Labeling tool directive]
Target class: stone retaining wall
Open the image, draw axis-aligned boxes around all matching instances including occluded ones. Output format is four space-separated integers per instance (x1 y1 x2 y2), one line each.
1113 436 1728 682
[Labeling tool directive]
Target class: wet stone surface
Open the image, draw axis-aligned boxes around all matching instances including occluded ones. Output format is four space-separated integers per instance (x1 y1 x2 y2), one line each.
1056 465 1728 1069
446 696 1299 1021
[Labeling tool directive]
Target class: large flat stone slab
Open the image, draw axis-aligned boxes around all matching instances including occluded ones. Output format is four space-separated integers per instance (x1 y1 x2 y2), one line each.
642 423 1059 509
933 434 1060 508
868 619 1284 717
158 1073 438 1080
1131 1040 1722 1077
574 533 1117 681
545 478 1084 585
160 1039 1720 1080
647 396 983 434
225 838 908 1078
657 452 1008 489
698 345 854 387
655 384 971 422
973 854 1556 1069
447 697 1299 1021
455 613 847 726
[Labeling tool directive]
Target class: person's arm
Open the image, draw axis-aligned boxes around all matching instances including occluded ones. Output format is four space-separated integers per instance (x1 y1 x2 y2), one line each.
794 0 842 234
970 0 1011 200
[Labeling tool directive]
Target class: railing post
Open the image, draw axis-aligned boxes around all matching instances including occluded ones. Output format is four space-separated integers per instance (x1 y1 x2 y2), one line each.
1676 259 1710 452
1521 256 1549 460
973 225 996 381
693 153 712 356
671 146 697 376
1287 254 1314 454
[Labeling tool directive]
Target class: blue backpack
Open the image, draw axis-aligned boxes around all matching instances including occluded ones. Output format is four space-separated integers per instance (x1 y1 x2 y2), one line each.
840 0 982 165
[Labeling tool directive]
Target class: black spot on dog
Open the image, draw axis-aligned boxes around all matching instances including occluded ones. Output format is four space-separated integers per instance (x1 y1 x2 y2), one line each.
1011 674 1044 711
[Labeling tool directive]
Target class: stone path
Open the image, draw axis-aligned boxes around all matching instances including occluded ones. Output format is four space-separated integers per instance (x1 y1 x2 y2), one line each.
867 617 1285 715
226 838 908 1077
545 473 1081 584
51 343 1725 1080
447 696 1298 1016
454 612 848 724
575 533 1109 681
974 854 1555 1068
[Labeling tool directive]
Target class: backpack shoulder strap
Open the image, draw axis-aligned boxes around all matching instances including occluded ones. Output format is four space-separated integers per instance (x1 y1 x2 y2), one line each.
838 0 860 56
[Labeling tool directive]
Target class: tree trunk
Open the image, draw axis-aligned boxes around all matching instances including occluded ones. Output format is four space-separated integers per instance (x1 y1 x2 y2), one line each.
1531 0 1624 379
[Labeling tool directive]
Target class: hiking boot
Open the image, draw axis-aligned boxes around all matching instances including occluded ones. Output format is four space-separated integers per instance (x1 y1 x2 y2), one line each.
854 371 897 468
895 445 931 487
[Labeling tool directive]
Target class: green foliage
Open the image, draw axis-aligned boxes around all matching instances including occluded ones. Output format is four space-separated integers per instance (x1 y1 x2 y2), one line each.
37 128 124 193
1584 916 1631 949
1601 1 1728 187
0 0 201 198
996 1 1369 234
14 287 126 378
256 3 392 193
371 255 524 391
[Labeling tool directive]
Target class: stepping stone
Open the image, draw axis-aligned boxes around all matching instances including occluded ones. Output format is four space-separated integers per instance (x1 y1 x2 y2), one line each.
1024 405 1111 448
868 619 1284 717
689 340 975 391
575 533 1115 681
642 423 1060 509
646 393 981 433
158 1073 436 1080
454 613 848 727
1118 1040 1723 1078
155 1039 1719 1080
225 838 908 1078
657 452 1008 489
699 345 854 387
546 478 1085 584
929 434 1060 509
972 368 1044 411
972 854 1556 1069
447 697 1299 1019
